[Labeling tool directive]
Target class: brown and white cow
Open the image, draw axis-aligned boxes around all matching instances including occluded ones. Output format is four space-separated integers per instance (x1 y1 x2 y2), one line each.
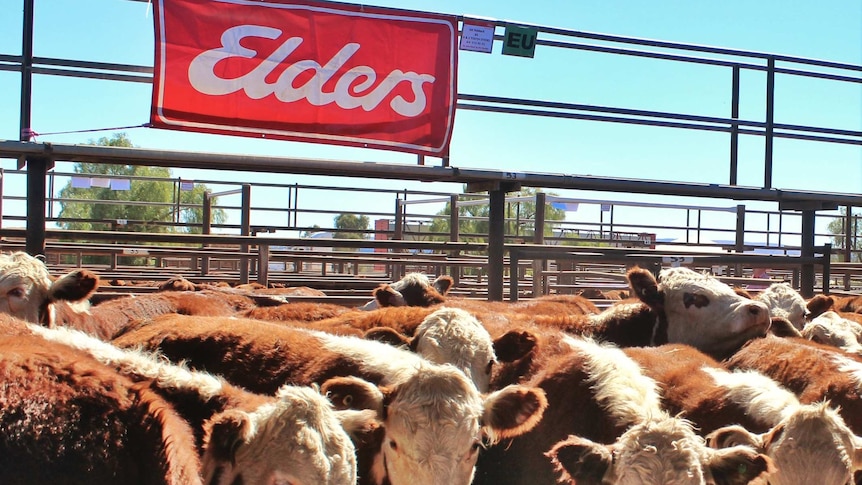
362 272 454 309
725 335 862 435
801 310 862 355
0 333 203 485
546 415 772 485
474 336 772 485
626 266 770 359
753 282 834 330
318 365 547 485
22 321 370 485
708 401 862 485
112 312 505 393
0 251 99 326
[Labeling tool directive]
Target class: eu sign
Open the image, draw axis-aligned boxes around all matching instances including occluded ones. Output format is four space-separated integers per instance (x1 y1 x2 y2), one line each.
502 25 537 58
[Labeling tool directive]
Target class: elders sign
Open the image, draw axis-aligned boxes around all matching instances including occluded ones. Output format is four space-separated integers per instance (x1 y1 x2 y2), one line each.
151 0 458 156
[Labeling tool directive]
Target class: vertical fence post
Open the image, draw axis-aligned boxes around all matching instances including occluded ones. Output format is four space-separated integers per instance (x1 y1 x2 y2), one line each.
730 65 740 185
800 209 815 298
488 189 505 301
239 184 251 285
532 192 546 296
448 194 461 286
764 57 775 189
201 190 211 276
734 205 746 277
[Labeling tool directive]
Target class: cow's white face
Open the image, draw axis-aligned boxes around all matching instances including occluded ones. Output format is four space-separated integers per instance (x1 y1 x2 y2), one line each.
374 366 485 485
647 267 770 357
412 307 496 392
710 402 862 485
756 282 809 329
203 385 359 485
549 414 771 485
803 311 862 354
0 252 53 323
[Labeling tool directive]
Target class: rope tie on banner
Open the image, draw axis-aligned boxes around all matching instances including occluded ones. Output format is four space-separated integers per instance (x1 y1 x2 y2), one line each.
21 123 152 141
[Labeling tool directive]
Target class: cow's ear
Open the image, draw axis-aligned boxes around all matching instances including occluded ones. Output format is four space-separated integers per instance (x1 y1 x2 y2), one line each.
707 425 764 451
493 329 538 362
705 445 773 485
768 316 803 338
481 384 547 442
364 327 413 350
48 269 100 302
545 435 613 485
321 376 385 415
432 276 454 296
204 410 251 466
627 267 664 310
806 294 834 319
373 285 406 308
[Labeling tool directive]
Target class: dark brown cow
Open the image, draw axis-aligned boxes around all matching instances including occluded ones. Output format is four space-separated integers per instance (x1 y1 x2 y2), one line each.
0 333 202 485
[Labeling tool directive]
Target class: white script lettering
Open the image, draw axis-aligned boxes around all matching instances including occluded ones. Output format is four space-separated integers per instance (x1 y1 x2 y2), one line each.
187 25 435 117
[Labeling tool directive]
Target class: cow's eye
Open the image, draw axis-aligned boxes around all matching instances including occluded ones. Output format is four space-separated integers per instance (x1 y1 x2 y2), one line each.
7 288 25 299
342 395 353 407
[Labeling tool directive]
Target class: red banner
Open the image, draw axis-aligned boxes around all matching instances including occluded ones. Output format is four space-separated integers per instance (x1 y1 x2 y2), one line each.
151 0 458 156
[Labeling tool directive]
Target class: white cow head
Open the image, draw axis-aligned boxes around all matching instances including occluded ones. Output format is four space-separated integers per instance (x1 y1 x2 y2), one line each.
322 364 547 485
755 283 810 330
628 266 770 358
547 413 772 485
0 251 99 326
362 273 453 310
708 401 862 485
802 311 862 355
202 385 373 485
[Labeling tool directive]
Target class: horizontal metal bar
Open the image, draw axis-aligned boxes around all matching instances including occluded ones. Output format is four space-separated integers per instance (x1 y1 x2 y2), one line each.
33 57 153 74
4 139 862 206
30 66 152 83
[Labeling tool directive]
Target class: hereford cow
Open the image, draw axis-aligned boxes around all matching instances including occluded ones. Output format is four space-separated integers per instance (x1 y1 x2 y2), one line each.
22 322 369 484
317 366 547 485
361 272 454 309
707 401 862 485
625 266 770 359
546 415 772 485
802 310 862 355
726 335 862 436
112 312 507 394
0 333 203 485
474 336 772 485
0 251 99 326
754 282 834 330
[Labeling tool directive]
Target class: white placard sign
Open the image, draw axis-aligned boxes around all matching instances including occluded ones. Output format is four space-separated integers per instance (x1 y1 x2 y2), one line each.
459 23 495 53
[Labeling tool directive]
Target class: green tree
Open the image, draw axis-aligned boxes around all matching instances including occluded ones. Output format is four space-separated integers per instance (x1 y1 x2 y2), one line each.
828 207 862 261
334 213 369 239
57 133 225 234
429 188 567 242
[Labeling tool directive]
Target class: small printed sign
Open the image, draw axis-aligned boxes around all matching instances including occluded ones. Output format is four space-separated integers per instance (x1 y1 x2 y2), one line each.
459 22 495 53
502 25 538 58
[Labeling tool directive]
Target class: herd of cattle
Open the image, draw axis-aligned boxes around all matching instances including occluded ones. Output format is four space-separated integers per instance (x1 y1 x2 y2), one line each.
2 250 862 484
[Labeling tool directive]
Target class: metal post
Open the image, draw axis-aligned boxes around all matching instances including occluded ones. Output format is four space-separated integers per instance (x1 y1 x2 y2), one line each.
764 57 775 189
20 0 35 145
239 184 251 285
730 65 740 185
488 189 505 301
449 194 461 286
26 157 48 256
734 204 745 276
200 190 212 276
800 209 815 298
532 192 546 296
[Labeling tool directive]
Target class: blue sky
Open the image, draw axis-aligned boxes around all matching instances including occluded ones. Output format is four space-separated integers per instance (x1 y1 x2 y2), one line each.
0 0 860 244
